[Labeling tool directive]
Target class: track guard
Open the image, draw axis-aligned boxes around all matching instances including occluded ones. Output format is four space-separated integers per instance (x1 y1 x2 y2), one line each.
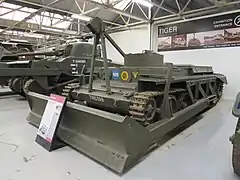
216 74 227 85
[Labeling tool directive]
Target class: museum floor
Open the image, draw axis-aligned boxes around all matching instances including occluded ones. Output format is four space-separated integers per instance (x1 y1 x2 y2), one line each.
0 92 239 180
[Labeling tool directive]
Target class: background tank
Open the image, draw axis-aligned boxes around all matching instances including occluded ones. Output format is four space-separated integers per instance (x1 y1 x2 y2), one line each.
0 41 118 96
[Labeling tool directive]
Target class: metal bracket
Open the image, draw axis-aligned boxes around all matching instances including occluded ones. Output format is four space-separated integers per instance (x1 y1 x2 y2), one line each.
160 63 174 118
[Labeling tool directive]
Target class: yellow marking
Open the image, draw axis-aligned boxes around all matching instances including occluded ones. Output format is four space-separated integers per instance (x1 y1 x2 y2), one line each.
132 72 139 79
121 71 129 81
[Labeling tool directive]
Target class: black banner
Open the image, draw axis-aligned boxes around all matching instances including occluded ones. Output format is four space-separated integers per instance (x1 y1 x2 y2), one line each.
157 12 240 51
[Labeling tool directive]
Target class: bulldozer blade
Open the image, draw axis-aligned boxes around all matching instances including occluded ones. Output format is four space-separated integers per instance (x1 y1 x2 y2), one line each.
26 92 211 174
26 92 153 174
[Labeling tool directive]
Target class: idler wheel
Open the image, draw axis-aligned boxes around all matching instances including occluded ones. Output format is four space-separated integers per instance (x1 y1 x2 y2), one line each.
144 97 157 122
11 77 21 92
169 95 177 114
8 78 15 92
177 93 191 110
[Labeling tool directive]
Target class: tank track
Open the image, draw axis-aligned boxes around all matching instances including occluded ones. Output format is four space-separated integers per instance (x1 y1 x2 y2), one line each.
23 79 34 94
23 79 45 95
129 88 186 124
232 118 240 176
8 77 27 97
8 78 15 92
217 82 224 98
61 83 81 100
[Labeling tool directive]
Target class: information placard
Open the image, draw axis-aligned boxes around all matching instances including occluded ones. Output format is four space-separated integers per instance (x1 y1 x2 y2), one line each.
157 12 240 51
36 94 66 151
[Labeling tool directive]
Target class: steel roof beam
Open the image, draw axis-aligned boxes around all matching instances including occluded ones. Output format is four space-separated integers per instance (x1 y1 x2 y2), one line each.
0 6 23 16
151 0 186 21
76 0 149 22
180 0 192 13
0 5 85 26
203 0 215 6
0 18 80 37
152 0 165 19
13 0 126 27
153 0 240 23
151 0 176 14
13 0 64 27
175 0 181 11
13 0 74 16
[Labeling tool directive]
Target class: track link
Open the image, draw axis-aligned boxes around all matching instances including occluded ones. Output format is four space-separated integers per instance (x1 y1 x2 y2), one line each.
129 88 186 124
23 79 34 94
23 79 45 95
8 78 14 92
61 83 80 100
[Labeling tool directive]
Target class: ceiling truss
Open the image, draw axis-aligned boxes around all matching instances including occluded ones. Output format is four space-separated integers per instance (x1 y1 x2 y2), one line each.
0 0 238 47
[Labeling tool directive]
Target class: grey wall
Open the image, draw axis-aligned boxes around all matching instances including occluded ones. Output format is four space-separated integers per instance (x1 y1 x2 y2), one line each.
105 25 150 64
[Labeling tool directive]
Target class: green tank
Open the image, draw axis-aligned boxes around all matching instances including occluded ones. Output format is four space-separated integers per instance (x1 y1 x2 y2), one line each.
26 17 227 174
0 42 118 96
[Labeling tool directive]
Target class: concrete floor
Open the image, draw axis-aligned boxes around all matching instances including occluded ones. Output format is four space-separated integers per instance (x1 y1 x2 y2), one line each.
0 92 239 180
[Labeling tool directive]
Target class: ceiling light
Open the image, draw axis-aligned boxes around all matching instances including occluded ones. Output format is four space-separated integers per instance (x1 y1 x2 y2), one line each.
71 14 92 22
23 33 44 39
65 30 78 35
10 39 28 43
2 42 17 45
133 0 153 8
41 27 63 32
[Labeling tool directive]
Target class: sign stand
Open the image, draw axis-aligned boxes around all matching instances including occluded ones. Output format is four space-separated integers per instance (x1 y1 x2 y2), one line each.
35 94 66 152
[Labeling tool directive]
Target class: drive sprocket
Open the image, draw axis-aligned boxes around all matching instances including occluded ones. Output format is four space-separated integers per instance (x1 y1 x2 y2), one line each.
23 79 45 94
61 83 80 101
129 91 162 125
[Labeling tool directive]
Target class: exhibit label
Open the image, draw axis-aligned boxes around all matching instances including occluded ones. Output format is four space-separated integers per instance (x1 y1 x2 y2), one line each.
157 12 240 51
37 94 66 143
